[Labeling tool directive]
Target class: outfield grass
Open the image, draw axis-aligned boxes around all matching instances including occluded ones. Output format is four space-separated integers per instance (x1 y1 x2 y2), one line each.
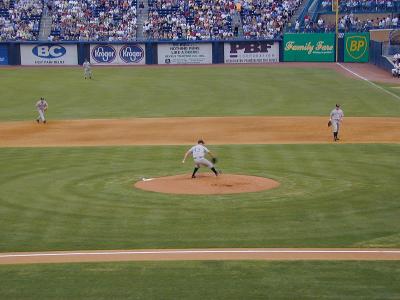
0 144 399 252
0 261 399 299
1 66 400 120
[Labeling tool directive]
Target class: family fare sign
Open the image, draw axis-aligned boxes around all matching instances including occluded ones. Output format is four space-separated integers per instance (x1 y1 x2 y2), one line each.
283 33 335 62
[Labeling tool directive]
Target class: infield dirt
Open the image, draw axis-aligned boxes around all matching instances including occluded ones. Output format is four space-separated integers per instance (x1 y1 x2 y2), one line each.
1 116 400 147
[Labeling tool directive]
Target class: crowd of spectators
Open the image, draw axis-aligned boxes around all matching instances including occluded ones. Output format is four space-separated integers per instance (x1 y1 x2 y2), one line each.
143 0 302 40
240 0 302 39
0 0 42 41
143 0 237 40
320 0 400 13
49 0 137 41
299 13 400 33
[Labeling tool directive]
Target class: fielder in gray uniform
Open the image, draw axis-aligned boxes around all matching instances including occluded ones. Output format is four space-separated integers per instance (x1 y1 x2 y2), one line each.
83 59 92 79
35 97 48 124
330 104 344 141
182 139 220 178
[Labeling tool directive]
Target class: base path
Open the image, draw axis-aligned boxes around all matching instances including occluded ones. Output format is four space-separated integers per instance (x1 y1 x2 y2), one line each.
1 248 400 265
1 116 400 147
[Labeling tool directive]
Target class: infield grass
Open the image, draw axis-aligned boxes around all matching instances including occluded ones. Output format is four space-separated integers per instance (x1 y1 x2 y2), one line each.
0 144 399 252
1 261 399 299
1 66 400 120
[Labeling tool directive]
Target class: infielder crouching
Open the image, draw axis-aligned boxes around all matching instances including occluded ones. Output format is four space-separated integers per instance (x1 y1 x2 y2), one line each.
392 62 400 77
182 139 220 178
35 97 48 124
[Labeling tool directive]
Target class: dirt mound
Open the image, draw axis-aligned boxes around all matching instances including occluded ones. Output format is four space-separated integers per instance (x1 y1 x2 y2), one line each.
134 173 280 195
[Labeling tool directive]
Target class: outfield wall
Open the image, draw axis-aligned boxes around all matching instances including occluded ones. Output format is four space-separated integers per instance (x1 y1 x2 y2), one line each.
0 34 379 66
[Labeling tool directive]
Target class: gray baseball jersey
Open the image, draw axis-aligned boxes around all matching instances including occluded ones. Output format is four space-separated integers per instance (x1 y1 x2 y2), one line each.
188 144 213 168
36 100 48 111
330 108 344 121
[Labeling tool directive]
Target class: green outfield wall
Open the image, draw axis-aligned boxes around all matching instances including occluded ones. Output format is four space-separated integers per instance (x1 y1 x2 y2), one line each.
283 33 335 62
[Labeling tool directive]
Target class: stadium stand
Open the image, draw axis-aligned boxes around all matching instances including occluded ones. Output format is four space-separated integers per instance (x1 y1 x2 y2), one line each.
240 0 302 39
143 0 236 40
0 0 42 41
49 0 138 41
143 0 303 40
297 0 400 33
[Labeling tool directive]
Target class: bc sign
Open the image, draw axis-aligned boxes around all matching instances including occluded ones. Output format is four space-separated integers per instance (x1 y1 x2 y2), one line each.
0 45 8 65
32 45 66 58
21 44 77 65
344 33 369 62
90 44 145 65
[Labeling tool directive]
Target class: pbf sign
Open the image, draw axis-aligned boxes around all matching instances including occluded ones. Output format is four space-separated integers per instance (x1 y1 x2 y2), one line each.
224 41 279 64
344 33 369 63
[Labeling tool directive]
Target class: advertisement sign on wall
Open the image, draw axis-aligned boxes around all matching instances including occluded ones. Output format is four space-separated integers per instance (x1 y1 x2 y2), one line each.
90 44 145 65
157 43 212 64
21 44 78 65
283 33 335 62
224 41 279 63
344 32 369 62
0 45 8 65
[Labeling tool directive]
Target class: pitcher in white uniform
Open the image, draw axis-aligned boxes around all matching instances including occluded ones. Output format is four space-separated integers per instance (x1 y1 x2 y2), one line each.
182 139 220 178
35 97 48 124
330 104 344 141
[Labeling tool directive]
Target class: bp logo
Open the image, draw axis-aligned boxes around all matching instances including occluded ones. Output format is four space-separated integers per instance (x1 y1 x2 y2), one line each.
346 35 368 59
119 44 144 63
91 45 116 63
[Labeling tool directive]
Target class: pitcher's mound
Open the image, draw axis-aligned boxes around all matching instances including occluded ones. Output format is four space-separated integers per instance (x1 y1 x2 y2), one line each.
134 174 280 195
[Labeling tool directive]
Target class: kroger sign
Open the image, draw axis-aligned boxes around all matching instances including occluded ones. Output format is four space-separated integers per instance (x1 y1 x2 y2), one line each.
120 45 144 63
91 45 116 63
90 44 145 64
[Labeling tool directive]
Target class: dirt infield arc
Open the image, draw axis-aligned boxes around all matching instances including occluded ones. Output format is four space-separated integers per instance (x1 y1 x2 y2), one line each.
1 116 400 147
1 249 400 265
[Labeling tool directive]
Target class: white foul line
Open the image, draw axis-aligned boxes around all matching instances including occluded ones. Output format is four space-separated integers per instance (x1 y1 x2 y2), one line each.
336 62 400 101
1 249 400 259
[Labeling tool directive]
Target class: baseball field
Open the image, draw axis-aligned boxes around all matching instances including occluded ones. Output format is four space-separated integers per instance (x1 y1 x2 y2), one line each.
0 63 400 299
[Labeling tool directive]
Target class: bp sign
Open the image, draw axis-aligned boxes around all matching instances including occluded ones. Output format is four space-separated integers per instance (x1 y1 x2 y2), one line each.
344 33 369 62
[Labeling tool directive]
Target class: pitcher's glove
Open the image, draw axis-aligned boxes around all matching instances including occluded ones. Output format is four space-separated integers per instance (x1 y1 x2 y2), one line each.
211 157 218 164
328 120 332 127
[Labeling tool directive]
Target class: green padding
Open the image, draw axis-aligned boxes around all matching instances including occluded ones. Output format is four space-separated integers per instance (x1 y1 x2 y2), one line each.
344 32 370 62
283 33 335 62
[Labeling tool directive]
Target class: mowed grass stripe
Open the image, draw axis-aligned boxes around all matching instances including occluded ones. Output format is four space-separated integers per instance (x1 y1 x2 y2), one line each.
1 67 400 120
0 261 399 299
0 144 399 251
